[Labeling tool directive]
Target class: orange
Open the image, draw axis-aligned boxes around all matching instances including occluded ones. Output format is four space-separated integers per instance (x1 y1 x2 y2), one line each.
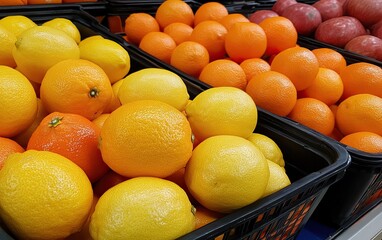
163 22 193 45
189 20 227 61
0 137 24 170
311 48 347 74
194 2 228 26
99 100 193 178
195 205 225 229
28 0 62 3
103 79 123 114
287 98 335 136
165 167 195 203
170 41 210 78
298 67 344 106
328 104 344 141
239 58 271 83
139 31 176 64
258 16 298 57
340 132 382 154
336 94 382 136
40 59 113 121
271 46 319 91
246 71 297 116
0 0 26 5
27 112 110 182
63 0 97 2
224 22 267 63
93 170 129 197
124 13 160 45
218 13 249 30
155 0 194 29
92 113 110 130
340 62 382 99
199 59 247 90
107 16 123 33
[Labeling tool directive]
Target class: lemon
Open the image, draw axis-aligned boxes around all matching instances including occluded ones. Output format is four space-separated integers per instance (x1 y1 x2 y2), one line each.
263 160 291 197
184 135 269 213
0 150 93 240
247 133 285 167
0 15 37 37
89 177 196 240
79 35 130 84
13 25 80 83
0 25 17 67
118 68 190 111
186 87 258 141
42 17 81 44
104 79 124 113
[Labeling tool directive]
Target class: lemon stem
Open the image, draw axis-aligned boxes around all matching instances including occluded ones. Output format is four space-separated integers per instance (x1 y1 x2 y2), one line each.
48 117 63 128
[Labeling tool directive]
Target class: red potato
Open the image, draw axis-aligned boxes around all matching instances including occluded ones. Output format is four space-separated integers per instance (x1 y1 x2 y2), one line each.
248 10 279 24
314 16 367 47
271 0 297 15
281 3 322 36
344 0 382 27
371 20 382 39
344 35 382 61
312 0 344 21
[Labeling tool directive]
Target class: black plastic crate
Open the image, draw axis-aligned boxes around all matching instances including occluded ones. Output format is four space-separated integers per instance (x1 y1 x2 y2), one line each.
0 6 350 240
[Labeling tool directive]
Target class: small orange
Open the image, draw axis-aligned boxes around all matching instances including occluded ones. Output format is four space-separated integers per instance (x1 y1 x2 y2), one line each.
271 46 319 91
0 137 24 170
92 113 110 130
225 22 267 63
298 67 344 106
139 31 176 64
194 2 229 26
155 0 194 29
218 13 249 30
163 22 193 45
195 205 225 229
328 104 344 141
239 58 271 83
246 71 297 116
340 62 382 99
199 59 247 90
311 48 347 74
287 98 335 136
258 16 298 57
340 132 382 154
124 13 160 45
170 41 210 78
189 20 227 61
28 0 62 3
0 0 27 5
93 170 129 197
27 112 110 182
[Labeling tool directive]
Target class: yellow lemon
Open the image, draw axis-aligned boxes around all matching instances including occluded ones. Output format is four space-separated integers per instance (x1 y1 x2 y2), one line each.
0 25 17 67
0 15 37 37
89 177 196 240
185 135 269 213
79 36 130 84
103 79 123 113
247 133 285 167
13 25 80 83
0 150 93 240
186 86 258 141
263 160 291 197
42 17 81 44
118 68 190 111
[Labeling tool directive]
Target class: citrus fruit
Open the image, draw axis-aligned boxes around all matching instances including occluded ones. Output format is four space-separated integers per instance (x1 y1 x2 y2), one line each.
100 100 193 178
28 0 62 3
0 66 37 138
247 133 285 167
186 87 258 141
13 25 80 83
93 170 129 197
42 17 81 43
239 58 271 83
163 22 193 45
103 79 123 113
89 177 196 240
40 58 113 120
340 131 382 154
0 25 17 67
0 137 24 170
139 31 177 64
184 135 270 213
0 0 27 5
194 2 228 26
118 68 189 111
0 15 36 37
311 48 347 74
124 13 160 45
263 160 291 197
218 13 249 30
195 205 225 229
0 150 93 240
92 113 110 130
155 0 194 29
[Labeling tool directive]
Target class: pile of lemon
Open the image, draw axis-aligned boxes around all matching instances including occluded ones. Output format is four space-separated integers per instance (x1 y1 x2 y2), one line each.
0 15 290 240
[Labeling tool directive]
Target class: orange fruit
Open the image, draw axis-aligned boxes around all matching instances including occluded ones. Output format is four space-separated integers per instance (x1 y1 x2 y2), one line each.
271 46 319 91
258 16 298 57
298 67 344 106
199 59 247 90
218 13 249 30
287 98 335 136
0 0 26 5
340 62 382 99
170 41 210 78
155 0 194 29
194 2 228 26
189 20 227 61
163 22 193 45
124 13 160 45
246 71 297 116
165 167 195 203
224 22 267 63
40 59 113 120
328 104 344 141
311 48 347 74
27 112 110 182
103 79 123 114
93 170 129 197
336 94 382 136
28 0 62 3
139 31 176 64
240 58 271 83
92 113 110 130
0 137 24 170
340 132 382 154
195 205 225 229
